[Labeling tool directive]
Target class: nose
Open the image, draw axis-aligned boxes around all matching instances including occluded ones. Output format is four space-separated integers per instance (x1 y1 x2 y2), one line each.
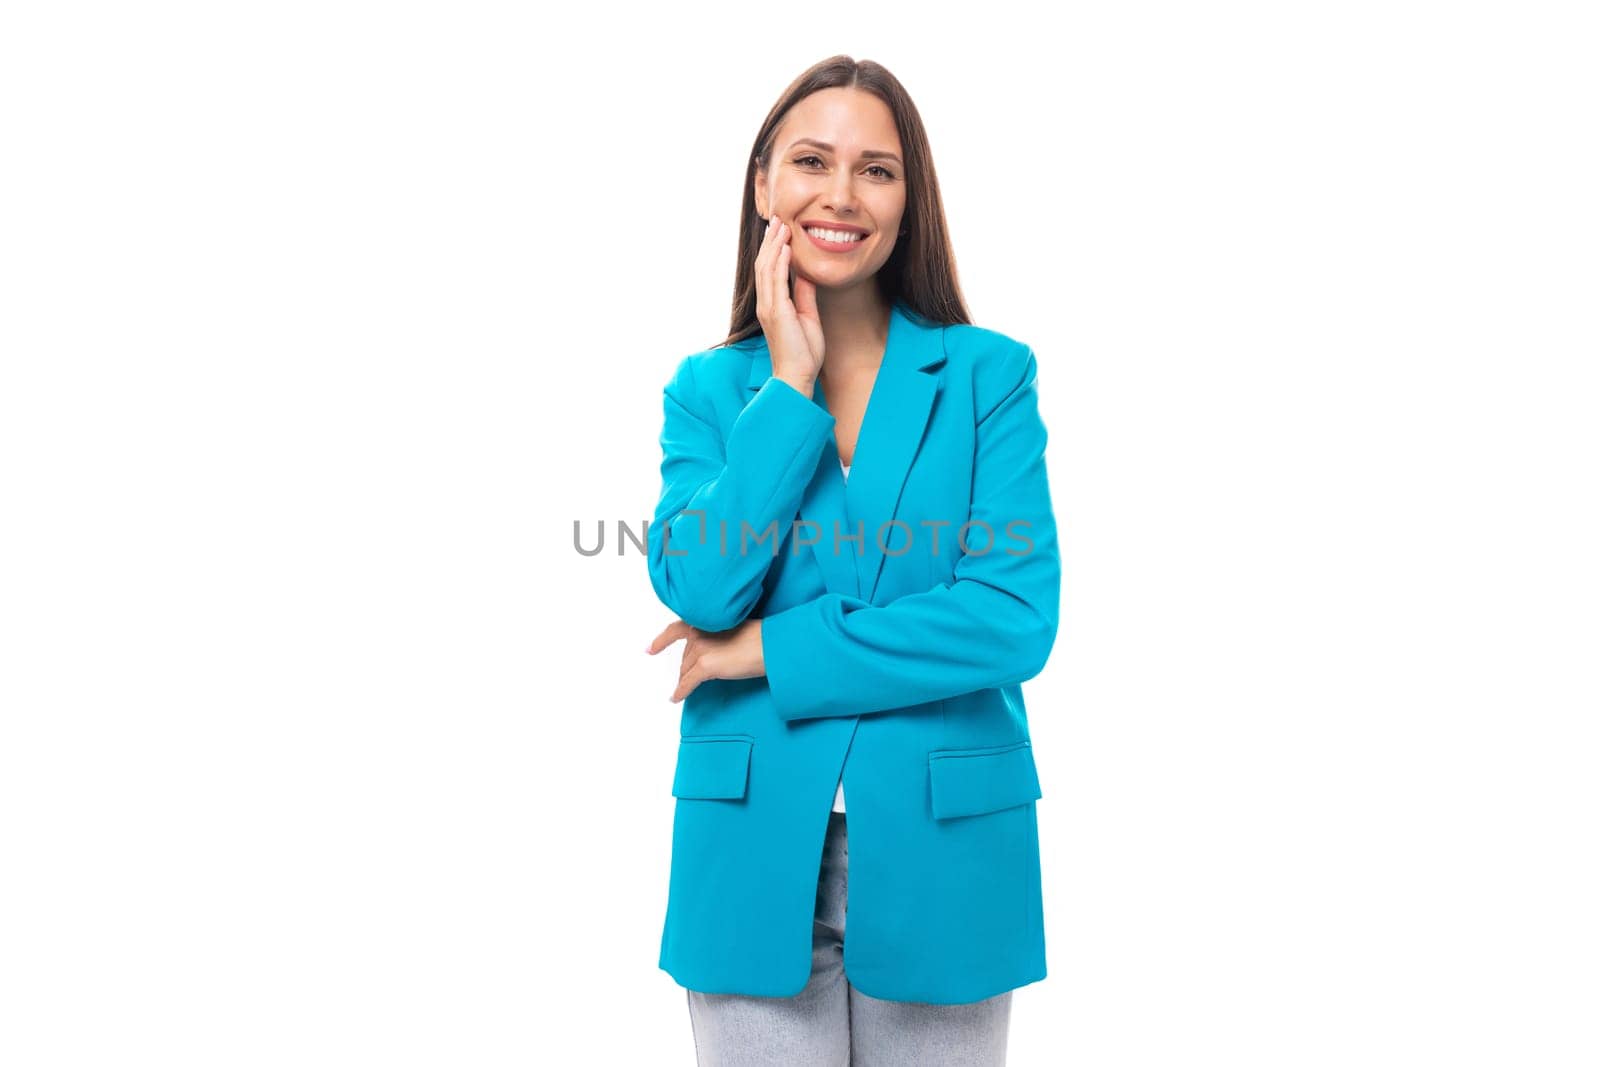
823 168 861 218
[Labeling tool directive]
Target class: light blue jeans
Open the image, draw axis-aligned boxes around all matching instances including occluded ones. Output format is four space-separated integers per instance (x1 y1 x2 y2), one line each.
685 810 1013 1065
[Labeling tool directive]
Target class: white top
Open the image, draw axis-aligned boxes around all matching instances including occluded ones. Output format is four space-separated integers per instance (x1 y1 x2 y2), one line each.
833 459 851 813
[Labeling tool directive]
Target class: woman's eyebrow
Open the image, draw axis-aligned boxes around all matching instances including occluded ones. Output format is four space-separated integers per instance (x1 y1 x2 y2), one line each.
788 138 903 166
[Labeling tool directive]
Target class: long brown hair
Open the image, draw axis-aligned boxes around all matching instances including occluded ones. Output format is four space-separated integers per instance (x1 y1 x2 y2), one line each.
715 55 972 349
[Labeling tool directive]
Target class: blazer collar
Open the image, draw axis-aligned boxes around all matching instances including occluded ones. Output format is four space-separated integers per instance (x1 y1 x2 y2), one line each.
742 300 948 389
745 300 948 603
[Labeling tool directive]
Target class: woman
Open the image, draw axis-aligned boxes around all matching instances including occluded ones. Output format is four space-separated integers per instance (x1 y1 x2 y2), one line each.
644 55 1060 1066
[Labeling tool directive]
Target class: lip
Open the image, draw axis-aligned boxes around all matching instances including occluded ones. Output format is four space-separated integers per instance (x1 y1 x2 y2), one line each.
798 219 869 235
801 222 870 254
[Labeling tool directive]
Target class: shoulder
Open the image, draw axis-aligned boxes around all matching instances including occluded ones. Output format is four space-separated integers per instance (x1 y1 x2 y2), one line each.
659 337 768 429
661 337 762 399
940 322 1040 419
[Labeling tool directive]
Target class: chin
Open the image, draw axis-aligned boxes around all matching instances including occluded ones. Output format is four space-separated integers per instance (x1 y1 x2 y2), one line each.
794 265 858 288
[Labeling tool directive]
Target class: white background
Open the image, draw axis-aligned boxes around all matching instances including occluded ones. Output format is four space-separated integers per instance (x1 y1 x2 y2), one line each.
3 2 1597 1064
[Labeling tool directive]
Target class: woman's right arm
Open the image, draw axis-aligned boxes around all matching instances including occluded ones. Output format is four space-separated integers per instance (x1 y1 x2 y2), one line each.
648 213 828 632
646 355 834 632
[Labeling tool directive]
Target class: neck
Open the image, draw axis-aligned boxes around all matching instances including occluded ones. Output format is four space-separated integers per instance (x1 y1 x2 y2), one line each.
815 287 893 377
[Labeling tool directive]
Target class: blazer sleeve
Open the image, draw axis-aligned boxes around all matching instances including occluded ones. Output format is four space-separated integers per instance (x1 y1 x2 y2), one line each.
647 355 836 632
760 345 1060 721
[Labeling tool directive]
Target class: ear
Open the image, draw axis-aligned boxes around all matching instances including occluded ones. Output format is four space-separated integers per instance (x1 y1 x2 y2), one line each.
752 168 768 220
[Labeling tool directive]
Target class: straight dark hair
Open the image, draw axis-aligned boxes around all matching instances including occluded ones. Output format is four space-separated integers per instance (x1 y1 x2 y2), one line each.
715 55 972 350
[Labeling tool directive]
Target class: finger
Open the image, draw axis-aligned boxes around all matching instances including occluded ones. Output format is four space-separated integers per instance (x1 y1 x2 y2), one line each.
756 211 774 272
647 620 691 654
672 661 709 703
793 269 818 320
775 229 796 312
756 213 777 316
764 216 785 320
779 241 794 306
646 622 678 655
677 640 704 683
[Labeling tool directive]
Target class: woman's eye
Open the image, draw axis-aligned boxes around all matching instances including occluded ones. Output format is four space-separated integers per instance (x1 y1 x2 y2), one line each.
794 156 897 180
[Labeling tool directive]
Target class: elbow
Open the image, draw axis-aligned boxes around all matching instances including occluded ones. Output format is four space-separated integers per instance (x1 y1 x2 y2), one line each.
656 587 749 633
974 572 1059 683
678 601 749 634
647 560 752 633
1014 607 1059 682
1020 565 1062 679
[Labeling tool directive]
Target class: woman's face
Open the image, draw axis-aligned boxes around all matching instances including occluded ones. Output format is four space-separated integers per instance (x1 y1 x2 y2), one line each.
755 87 907 294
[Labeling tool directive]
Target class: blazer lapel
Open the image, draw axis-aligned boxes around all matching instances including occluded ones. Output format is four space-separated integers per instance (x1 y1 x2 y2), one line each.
839 303 946 602
744 300 947 603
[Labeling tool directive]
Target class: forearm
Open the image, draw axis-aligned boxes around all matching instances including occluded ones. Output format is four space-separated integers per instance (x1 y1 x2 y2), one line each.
760 341 1060 718
761 554 1059 720
648 375 834 631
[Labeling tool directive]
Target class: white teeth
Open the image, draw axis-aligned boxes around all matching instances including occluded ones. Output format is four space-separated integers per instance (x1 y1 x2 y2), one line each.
805 226 864 243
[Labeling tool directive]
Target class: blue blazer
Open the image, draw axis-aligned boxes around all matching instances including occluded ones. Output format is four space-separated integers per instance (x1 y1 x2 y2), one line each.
648 299 1060 1005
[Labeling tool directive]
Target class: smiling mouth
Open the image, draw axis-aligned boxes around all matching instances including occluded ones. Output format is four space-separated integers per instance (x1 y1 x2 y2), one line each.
803 226 868 253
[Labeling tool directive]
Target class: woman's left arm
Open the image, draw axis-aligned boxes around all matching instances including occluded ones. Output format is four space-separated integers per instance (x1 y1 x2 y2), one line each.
760 345 1061 721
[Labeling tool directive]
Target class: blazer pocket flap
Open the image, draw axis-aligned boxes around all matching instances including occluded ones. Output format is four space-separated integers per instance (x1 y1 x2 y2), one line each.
671 736 753 800
928 740 1042 820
